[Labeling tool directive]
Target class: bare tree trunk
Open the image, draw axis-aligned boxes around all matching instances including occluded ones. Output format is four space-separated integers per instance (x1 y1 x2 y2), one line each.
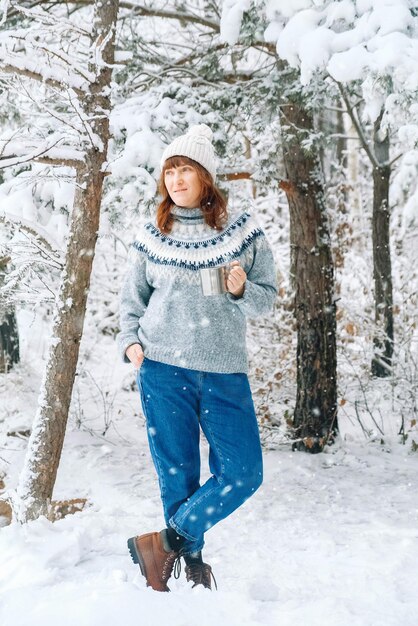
337 85 394 376
15 0 119 522
0 257 20 373
280 98 338 453
371 111 393 377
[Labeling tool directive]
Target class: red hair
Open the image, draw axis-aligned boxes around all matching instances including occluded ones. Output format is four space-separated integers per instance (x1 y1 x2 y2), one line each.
156 156 228 234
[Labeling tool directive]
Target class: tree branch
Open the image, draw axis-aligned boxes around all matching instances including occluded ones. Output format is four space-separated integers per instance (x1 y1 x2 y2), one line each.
9 34 94 83
3 1 89 35
0 212 64 264
5 0 277 55
335 81 380 169
388 152 403 168
0 141 84 170
0 61 85 96
120 1 219 30
221 171 252 181
39 0 220 30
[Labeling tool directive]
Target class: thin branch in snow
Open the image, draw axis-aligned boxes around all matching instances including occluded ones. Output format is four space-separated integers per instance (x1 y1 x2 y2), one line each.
17 78 84 137
10 1 89 36
335 81 380 170
0 126 24 159
8 35 95 83
67 88 97 149
33 270 59 301
0 57 87 95
389 153 404 168
0 138 83 170
17 232 63 271
0 211 64 263
115 1 220 32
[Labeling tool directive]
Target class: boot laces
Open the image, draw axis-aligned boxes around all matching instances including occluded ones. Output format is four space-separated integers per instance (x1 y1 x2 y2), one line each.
161 552 180 582
173 555 182 580
185 563 217 590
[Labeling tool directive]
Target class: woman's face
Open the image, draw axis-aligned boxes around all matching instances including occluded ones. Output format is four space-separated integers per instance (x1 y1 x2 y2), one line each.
164 163 202 208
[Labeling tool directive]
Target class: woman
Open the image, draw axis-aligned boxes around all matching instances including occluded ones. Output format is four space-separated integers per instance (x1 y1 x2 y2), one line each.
117 124 277 591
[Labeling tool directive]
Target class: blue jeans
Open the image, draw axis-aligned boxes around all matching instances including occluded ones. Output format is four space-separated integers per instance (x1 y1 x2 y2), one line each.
136 357 263 556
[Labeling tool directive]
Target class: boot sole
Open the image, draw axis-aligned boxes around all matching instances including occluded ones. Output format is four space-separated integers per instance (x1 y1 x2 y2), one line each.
127 536 147 580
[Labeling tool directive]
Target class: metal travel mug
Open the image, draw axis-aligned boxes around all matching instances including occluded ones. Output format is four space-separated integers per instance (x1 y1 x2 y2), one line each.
200 264 230 296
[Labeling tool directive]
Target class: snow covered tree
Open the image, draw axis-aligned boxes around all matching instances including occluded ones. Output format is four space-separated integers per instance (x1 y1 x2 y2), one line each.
259 0 418 379
337 84 394 377
0 0 120 521
278 74 338 451
221 4 338 450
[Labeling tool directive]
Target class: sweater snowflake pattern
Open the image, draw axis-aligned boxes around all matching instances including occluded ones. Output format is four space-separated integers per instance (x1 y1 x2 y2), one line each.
117 205 277 373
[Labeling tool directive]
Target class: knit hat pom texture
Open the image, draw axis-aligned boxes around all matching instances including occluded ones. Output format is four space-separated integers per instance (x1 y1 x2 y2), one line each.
187 124 213 141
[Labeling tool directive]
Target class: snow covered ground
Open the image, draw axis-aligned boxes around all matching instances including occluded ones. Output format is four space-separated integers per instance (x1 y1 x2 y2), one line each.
1 316 418 626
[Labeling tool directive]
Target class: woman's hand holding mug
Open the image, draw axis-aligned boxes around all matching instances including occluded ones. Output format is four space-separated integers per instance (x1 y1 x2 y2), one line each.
126 343 144 369
226 260 246 297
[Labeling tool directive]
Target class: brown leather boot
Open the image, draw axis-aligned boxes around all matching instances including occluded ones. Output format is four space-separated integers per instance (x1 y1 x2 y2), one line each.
127 531 180 592
185 562 217 590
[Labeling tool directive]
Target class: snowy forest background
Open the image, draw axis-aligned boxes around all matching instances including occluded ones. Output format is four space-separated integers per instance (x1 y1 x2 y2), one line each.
1 2 418 625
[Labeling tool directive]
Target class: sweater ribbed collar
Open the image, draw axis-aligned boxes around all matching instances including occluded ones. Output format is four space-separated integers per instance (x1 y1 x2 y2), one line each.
170 205 205 224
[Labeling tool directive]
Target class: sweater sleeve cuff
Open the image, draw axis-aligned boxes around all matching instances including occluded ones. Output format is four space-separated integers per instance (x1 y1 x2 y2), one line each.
225 280 276 317
226 282 249 304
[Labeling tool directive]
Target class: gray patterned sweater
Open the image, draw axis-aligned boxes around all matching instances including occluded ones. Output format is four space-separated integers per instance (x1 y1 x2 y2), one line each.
117 205 277 373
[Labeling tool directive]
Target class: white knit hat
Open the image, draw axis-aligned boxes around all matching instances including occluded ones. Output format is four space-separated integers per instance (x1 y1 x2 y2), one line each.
160 124 217 180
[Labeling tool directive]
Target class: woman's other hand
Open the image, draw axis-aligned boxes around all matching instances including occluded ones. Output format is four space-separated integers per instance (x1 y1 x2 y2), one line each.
126 343 144 368
226 260 246 297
